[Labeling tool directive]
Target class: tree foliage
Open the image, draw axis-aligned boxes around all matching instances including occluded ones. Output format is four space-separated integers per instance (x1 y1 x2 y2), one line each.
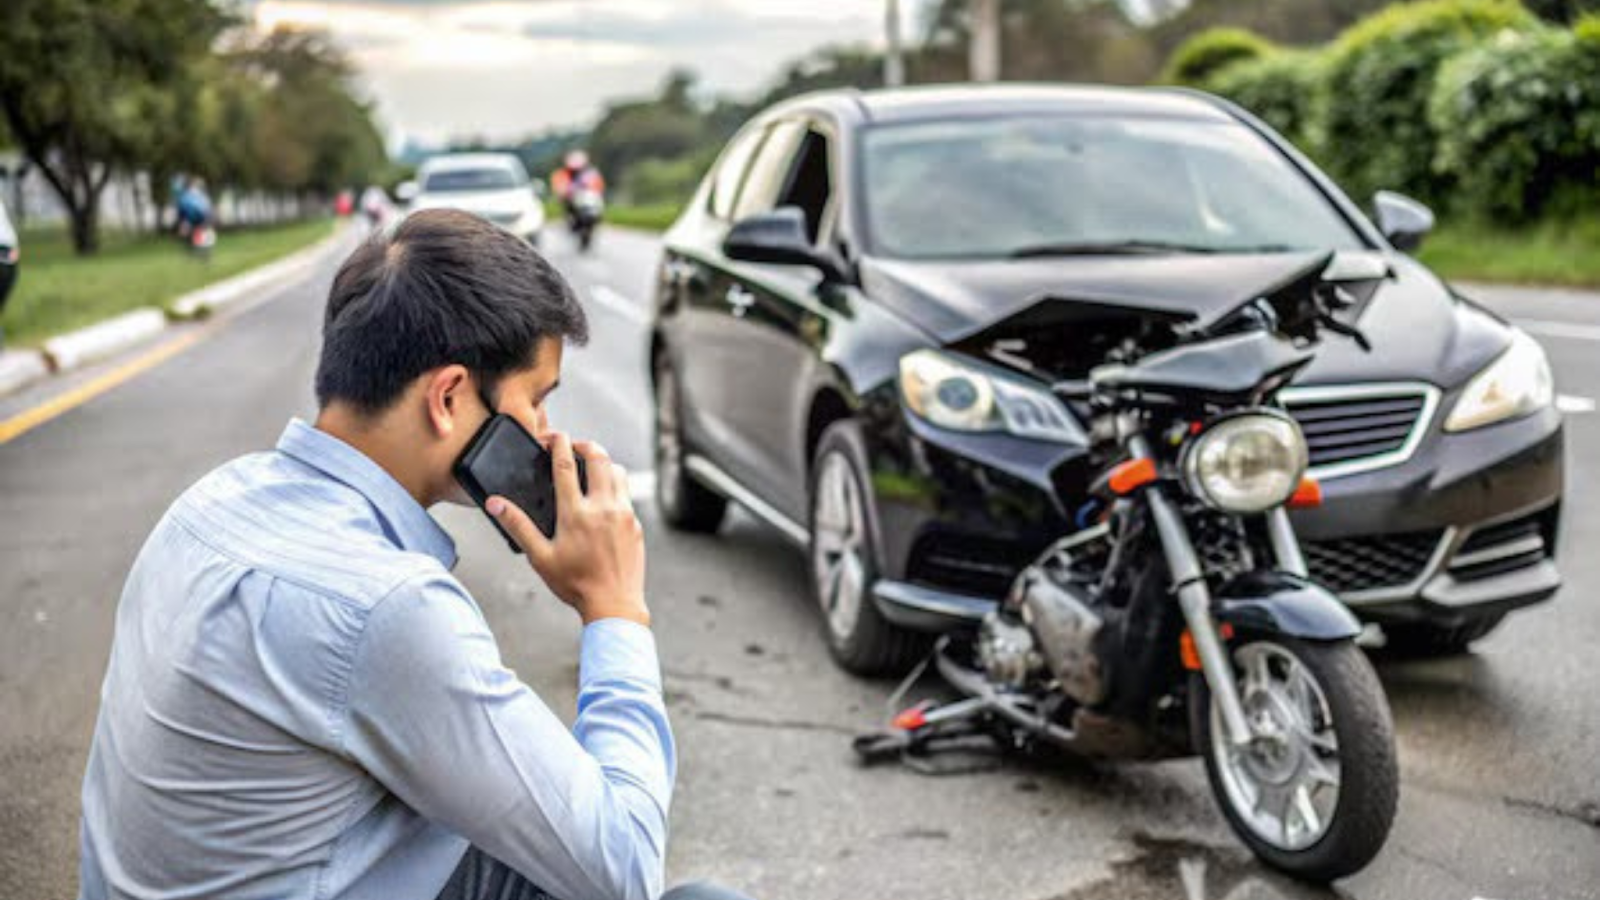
1429 18 1600 220
0 1 385 254
1318 0 1539 206
1160 27 1276 85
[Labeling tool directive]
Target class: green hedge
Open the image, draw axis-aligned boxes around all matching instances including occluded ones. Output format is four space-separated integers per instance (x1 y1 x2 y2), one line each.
1429 18 1600 221
1204 50 1324 148
1160 27 1276 85
1318 0 1539 207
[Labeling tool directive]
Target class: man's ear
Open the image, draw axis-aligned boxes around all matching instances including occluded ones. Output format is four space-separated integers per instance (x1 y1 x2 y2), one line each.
422 364 473 438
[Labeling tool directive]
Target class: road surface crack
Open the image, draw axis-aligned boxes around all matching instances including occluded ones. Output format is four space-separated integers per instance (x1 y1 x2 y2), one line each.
690 710 856 736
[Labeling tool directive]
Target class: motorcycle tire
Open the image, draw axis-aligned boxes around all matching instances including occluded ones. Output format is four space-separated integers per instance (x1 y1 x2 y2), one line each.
1191 636 1398 883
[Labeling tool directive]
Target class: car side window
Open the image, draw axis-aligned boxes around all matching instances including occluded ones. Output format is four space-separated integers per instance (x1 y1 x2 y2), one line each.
732 120 805 222
708 126 767 221
774 128 833 244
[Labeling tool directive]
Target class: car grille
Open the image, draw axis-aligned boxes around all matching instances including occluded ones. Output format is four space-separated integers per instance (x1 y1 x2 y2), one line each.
1282 386 1433 474
1449 510 1555 582
1302 530 1443 594
480 210 524 226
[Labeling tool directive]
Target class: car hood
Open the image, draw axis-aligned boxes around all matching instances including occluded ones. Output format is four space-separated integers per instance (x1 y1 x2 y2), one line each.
858 252 1508 388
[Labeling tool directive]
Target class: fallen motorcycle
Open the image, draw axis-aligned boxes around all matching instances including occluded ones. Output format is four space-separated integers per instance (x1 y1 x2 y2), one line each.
857 253 1398 883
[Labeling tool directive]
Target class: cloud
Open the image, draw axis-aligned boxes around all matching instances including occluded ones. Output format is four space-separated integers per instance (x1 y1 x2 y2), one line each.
251 0 905 144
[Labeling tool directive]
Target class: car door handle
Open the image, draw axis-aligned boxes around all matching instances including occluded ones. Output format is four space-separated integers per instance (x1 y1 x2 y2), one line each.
725 284 755 317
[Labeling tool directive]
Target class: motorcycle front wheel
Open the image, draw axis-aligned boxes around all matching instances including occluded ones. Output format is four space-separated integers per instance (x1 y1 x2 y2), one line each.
1191 637 1398 883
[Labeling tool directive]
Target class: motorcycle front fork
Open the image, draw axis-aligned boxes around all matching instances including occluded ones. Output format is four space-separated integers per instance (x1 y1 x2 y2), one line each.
1124 438 1313 750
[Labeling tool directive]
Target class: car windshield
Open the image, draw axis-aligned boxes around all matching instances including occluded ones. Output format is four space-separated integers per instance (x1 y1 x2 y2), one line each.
423 167 522 193
860 115 1365 260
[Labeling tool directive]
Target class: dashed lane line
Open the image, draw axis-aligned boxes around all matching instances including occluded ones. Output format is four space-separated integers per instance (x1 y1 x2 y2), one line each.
587 285 651 326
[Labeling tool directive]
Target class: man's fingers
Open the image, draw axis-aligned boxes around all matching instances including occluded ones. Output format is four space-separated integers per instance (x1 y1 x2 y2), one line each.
609 462 633 511
486 495 553 562
547 432 586 508
571 439 612 500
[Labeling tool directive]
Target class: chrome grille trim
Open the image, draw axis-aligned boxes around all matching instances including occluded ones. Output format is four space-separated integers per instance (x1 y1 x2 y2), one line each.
1280 381 1441 480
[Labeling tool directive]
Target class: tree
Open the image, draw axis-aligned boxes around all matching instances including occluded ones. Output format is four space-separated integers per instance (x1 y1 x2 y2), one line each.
0 0 228 253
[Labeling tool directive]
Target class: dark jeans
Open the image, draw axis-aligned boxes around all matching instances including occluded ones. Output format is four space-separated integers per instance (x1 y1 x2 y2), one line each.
434 845 753 900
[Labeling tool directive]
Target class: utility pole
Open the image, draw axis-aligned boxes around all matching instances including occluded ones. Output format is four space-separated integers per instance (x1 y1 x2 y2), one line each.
884 0 905 87
969 0 1001 82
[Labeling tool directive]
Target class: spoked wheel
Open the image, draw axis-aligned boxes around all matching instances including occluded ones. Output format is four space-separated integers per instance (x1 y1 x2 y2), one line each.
809 422 927 675
1193 637 1398 883
653 357 726 532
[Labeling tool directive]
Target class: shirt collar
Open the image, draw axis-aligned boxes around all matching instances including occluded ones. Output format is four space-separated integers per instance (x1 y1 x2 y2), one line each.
276 418 458 570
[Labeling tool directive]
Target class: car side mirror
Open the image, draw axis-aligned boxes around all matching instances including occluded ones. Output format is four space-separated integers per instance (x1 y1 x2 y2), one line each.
394 180 419 204
724 207 850 283
1373 190 1434 253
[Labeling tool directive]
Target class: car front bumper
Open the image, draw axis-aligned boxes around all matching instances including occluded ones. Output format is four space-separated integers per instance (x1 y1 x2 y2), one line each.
862 393 1563 633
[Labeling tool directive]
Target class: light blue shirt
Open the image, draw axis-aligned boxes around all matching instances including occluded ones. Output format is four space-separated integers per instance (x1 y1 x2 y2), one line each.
79 419 675 900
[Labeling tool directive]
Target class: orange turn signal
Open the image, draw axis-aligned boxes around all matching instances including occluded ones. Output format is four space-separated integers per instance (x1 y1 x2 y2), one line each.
892 707 927 731
1107 458 1158 495
1180 624 1235 671
1288 477 1323 509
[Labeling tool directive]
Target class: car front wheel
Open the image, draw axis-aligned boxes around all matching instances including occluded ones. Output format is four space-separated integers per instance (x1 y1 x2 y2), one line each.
809 421 928 676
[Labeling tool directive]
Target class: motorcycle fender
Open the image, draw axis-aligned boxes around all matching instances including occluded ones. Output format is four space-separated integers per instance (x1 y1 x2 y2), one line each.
1211 570 1361 641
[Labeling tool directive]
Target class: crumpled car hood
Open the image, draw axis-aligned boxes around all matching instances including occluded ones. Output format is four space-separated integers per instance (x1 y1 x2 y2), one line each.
857 251 1507 388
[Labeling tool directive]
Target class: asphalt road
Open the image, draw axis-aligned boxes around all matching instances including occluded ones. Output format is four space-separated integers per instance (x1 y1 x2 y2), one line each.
1 225 1596 900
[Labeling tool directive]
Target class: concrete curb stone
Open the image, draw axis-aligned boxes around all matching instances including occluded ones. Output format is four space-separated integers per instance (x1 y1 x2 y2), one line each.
0 223 352 401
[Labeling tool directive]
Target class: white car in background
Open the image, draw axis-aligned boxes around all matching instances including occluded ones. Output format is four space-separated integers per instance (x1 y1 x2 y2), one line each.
399 153 544 244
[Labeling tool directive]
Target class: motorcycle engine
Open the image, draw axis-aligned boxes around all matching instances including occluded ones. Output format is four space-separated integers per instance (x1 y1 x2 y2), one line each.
977 612 1040 689
1004 547 1111 706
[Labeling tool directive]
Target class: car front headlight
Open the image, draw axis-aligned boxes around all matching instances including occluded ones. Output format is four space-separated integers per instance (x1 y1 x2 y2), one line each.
898 349 1082 443
1182 412 1308 513
1444 330 1553 432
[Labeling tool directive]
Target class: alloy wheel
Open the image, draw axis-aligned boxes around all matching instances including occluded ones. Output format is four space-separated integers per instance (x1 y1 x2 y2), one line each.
811 451 867 642
1210 641 1342 852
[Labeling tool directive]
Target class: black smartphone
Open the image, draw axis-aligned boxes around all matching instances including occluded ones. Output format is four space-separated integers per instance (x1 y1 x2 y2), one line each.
454 414 587 551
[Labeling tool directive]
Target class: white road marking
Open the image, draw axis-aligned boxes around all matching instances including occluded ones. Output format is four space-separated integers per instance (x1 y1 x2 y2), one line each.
587 284 650 325
1512 318 1600 342
1557 394 1596 414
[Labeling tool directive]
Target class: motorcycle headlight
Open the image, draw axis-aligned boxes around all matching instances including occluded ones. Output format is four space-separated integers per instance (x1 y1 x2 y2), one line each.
898 349 1082 443
1444 330 1553 432
1182 413 1308 513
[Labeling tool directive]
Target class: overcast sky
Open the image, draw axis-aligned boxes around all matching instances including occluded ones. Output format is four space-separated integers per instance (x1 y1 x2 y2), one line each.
249 1 927 145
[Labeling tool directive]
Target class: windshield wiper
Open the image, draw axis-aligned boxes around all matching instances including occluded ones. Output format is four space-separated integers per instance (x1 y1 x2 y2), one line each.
1008 240 1225 259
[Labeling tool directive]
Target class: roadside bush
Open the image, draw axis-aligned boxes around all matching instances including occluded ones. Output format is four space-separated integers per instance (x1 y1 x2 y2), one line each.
1430 18 1600 221
1160 27 1275 85
1204 50 1325 150
1319 0 1539 208
619 148 716 207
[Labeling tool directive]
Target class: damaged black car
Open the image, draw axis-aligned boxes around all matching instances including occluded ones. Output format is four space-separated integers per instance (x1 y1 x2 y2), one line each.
648 85 1563 674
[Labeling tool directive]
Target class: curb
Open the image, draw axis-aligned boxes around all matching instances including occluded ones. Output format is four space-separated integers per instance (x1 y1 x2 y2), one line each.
0 223 351 401
41 308 167 371
169 226 348 319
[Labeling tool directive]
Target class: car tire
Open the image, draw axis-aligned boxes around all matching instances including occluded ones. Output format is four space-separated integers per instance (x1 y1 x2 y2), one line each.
653 356 727 533
809 421 929 676
1381 614 1505 657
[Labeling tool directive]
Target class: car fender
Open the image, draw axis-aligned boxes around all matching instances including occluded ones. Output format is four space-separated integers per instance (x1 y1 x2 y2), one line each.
1211 570 1362 641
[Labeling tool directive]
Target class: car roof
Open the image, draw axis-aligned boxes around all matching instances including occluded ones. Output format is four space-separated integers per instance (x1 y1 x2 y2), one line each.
766 83 1237 128
418 152 525 174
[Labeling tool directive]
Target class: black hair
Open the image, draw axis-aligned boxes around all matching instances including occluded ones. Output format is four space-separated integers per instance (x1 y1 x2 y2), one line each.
314 208 588 413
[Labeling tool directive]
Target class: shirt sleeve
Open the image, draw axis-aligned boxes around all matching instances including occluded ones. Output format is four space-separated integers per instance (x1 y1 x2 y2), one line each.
342 574 675 900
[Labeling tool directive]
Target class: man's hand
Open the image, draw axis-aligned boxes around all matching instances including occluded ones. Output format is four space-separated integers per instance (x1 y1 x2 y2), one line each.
486 433 649 627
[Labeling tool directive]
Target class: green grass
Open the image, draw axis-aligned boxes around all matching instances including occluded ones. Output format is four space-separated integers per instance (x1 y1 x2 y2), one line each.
1 218 335 348
543 201 683 234
1418 217 1600 288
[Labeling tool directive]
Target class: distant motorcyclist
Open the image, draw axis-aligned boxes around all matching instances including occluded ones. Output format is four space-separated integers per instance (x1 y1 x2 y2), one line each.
551 151 606 251
174 177 215 259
